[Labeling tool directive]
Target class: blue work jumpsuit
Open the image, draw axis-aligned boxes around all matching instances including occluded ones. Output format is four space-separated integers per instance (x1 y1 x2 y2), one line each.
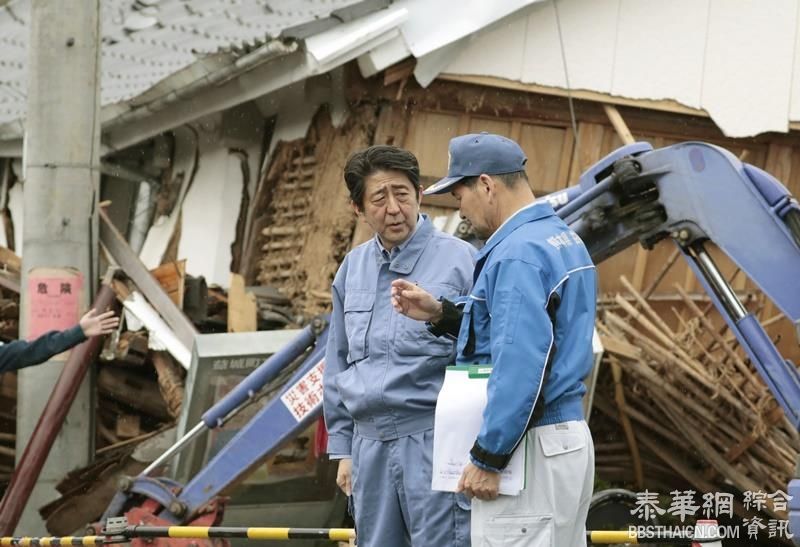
323 215 475 547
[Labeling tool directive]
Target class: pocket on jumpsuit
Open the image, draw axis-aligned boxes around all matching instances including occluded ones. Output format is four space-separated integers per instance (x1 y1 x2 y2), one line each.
394 316 453 356
394 283 457 357
343 291 374 363
539 430 587 516
484 514 554 547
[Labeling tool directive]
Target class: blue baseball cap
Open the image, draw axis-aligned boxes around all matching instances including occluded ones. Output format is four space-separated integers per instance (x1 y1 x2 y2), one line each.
423 132 527 195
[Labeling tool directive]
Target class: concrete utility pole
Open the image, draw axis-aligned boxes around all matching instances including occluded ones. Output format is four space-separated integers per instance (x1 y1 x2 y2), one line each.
17 0 101 534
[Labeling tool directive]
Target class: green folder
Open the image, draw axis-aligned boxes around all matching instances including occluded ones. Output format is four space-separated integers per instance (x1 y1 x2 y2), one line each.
448 364 493 379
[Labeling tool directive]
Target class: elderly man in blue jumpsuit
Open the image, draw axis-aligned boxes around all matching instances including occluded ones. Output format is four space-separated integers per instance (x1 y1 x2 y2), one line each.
322 145 475 547
391 133 597 546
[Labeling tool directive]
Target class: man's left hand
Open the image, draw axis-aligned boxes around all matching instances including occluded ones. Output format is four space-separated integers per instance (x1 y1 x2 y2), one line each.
457 462 501 501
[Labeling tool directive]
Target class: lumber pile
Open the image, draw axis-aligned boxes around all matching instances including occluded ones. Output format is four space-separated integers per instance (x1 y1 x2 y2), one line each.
592 276 798 520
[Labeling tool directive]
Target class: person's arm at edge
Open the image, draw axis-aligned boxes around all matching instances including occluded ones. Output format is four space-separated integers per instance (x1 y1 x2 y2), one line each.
0 326 86 374
0 308 119 374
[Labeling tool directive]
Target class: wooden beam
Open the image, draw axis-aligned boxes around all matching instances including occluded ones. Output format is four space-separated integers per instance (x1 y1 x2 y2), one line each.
228 273 257 333
98 207 196 350
603 104 635 146
642 246 681 299
0 247 20 274
151 352 185 419
599 334 642 360
610 357 644 489
97 367 171 421
440 73 709 118
150 260 186 309
114 414 141 439
0 271 19 293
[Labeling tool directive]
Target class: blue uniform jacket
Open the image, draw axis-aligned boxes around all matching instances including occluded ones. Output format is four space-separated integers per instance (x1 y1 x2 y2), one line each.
456 202 597 471
0 326 86 374
324 216 475 456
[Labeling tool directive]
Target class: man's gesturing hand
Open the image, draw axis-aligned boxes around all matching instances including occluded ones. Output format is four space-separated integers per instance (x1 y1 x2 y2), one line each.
390 279 443 323
457 462 501 501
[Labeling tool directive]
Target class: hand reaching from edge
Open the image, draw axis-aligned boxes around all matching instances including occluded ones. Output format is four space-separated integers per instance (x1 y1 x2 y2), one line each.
79 308 120 337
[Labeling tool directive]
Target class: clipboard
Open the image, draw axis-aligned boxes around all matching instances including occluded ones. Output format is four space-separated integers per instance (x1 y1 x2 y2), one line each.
431 365 526 495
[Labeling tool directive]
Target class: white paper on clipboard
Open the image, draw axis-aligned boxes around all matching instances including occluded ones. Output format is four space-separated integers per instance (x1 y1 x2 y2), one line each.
432 365 525 496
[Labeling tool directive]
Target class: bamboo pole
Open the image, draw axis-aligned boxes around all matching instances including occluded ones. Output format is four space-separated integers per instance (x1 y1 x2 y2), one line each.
609 356 644 489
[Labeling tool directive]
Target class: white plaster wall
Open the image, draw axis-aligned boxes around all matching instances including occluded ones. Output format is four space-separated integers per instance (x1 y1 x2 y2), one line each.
177 130 244 288
612 0 708 108
442 0 800 137
700 0 797 135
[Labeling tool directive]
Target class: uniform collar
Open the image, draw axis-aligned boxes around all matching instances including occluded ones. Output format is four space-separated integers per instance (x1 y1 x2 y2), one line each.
477 201 556 260
373 214 433 274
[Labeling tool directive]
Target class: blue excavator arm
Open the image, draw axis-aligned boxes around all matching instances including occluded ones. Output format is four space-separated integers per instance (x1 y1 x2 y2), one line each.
549 141 800 425
545 141 800 543
96 317 332 532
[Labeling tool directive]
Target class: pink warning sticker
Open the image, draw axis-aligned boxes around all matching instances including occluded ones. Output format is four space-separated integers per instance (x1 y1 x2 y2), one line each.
27 272 83 340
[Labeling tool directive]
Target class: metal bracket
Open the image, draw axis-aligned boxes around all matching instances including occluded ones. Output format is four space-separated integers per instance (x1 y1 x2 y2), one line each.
795 318 800 346
103 516 129 535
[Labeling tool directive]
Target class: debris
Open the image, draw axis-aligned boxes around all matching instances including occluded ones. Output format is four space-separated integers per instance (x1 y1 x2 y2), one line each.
593 276 797 520
97 366 171 422
100 207 197 350
150 260 186 309
122 291 191 369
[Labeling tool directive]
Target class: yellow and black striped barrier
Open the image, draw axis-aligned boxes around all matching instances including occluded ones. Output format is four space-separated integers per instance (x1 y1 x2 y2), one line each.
2 527 722 545
0 526 355 546
587 529 722 544
0 536 127 546
129 526 355 542
589 530 640 544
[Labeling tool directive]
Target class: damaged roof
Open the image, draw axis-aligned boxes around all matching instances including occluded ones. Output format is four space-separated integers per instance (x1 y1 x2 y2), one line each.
0 0 366 126
0 0 553 153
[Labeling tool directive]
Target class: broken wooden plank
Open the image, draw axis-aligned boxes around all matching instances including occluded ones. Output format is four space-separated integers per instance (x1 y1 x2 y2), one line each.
99 207 196 350
0 246 20 274
598 334 641 360
0 271 20 293
122 291 191 369
609 356 644 489
150 260 186 309
603 104 635 146
151 351 184 419
114 414 141 439
97 366 171 421
228 273 257 333
113 331 149 367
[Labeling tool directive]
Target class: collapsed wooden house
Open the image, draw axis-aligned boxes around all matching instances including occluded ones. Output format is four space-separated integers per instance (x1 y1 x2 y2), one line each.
0 0 799 539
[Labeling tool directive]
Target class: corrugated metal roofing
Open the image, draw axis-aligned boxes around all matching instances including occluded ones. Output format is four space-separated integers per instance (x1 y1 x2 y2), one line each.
0 0 362 125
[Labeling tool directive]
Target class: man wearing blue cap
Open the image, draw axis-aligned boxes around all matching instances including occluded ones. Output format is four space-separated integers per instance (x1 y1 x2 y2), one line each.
391 133 596 546
323 145 474 547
